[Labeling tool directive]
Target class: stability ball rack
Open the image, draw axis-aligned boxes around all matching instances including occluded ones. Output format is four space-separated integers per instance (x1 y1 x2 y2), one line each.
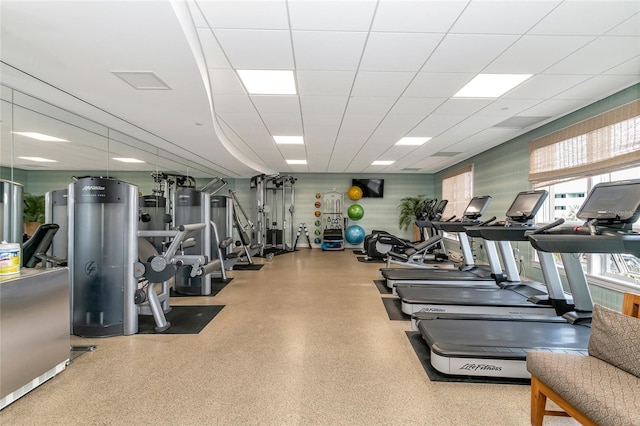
250 174 297 256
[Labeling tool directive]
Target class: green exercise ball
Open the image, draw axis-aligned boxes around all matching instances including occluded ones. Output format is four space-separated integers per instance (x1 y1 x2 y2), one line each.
347 203 364 220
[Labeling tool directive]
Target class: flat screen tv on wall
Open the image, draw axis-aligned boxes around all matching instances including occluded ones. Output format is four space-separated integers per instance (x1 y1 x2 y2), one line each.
352 178 384 198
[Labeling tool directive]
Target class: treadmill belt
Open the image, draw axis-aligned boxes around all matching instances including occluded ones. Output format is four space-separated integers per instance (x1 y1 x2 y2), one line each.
381 268 493 281
405 331 529 385
397 285 546 307
418 319 590 360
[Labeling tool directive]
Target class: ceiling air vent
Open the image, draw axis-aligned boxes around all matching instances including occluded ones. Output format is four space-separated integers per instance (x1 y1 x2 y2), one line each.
402 168 421 171
432 152 461 157
111 71 172 90
493 116 551 129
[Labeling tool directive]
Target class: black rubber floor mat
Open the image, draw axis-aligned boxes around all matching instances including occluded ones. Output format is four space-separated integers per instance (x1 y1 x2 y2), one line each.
357 256 386 263
232 263 264 270
382 297 408 321
374 279 392 295
138 305 224 334
170 278 233 297
406 331 529 385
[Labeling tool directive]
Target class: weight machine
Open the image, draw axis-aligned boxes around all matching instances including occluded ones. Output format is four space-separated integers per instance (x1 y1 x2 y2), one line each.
250 174 296 256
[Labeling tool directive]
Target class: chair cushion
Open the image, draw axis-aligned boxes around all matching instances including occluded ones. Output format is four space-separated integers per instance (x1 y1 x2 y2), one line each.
527 351 640 426
589 304 640 377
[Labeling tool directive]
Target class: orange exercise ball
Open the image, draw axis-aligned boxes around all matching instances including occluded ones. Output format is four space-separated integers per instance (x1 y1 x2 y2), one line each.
314 210 321 217
347 185 363 201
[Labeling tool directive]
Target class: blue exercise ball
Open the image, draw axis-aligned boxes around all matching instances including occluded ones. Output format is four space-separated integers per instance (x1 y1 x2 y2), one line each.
345 225 365 245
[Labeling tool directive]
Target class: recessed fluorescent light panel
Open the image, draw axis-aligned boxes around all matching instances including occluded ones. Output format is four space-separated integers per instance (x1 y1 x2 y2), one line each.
12 132 69 142
274 136 304 145
454 74 532 98
396 137 431 146
238 70 297 95
372 160 394 166
113 157 145 163
18 156 57 162
286 159 307 165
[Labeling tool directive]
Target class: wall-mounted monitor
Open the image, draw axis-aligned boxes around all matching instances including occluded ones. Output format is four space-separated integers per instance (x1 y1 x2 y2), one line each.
352 178 384 198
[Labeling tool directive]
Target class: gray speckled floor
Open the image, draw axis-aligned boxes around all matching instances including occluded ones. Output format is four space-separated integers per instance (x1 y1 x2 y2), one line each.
0 249 578 425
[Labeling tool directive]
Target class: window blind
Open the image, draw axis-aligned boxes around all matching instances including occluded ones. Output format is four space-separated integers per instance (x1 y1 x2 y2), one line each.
441 164 473 220
529 100 640 186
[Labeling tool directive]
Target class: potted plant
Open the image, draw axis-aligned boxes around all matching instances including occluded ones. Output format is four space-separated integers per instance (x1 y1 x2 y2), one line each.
23 193 46 238
398 195 433 241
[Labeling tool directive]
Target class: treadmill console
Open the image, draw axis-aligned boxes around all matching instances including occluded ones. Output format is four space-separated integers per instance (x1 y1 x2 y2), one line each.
576 179 640 231
461 195 492 221
504 190 548 226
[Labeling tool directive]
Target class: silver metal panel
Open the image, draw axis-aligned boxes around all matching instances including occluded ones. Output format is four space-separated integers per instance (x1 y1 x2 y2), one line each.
45 189 68 260
0 268 70 404
0 180 24 244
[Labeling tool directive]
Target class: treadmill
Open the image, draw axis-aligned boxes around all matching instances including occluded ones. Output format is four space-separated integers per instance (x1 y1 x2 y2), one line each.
398 190 573 317
414 179 640 379
381 196 503 292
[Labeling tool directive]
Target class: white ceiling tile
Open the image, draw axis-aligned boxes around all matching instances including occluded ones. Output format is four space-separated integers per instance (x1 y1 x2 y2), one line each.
259 113 303 134
345 97 396 115
389 97 445 116
293 31 367 70
372 1 467 33
212 95 256 113
410 114 466 136
604 56 640 75
404 73 475 98
377 114 428 137
351 71 414 97
545 36 640 75
505 74 593 100
423 34 519 73
474 98 545 118
276 144 307 160
216 112 265 129
197 1 289 29
302 114 344 130
433 99 493 116
606 13 640 36
289 0 376 31
208 69 246 95
214 29 294 69
451 1 561 34
251 96 301 114
446 127 517 152
300 97 349 114
197 28 231 69
297 70 356 96
187 2 209 28
484 35 595 74
529 1 640 36
360 32 443 71
553 75 640 100
519 99 592 118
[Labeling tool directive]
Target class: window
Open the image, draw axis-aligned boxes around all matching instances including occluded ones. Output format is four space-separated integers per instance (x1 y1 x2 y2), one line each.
529 99 640 290
536 166 640 288
441 165 473 221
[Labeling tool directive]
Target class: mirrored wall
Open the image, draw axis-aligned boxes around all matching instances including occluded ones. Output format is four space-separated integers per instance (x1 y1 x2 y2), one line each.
1 81 228 197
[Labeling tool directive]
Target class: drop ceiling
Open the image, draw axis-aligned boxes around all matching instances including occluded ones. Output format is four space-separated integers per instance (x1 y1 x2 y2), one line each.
1 0 638 178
